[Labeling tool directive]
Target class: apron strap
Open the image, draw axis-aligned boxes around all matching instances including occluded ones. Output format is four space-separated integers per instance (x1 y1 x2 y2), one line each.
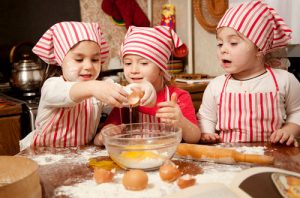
166 86 170 101
266 66 279 91
221 74 232 95
218 75 231 131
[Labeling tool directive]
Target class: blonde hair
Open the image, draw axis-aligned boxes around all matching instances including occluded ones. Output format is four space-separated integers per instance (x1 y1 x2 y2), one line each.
264 48 290 70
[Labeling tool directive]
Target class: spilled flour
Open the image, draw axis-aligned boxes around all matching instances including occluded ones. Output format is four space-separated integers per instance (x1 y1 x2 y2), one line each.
54 167 240 198
214 145 266 155
28 147 108 166
26 145 267 197
234 146 266 155
30 154 65 165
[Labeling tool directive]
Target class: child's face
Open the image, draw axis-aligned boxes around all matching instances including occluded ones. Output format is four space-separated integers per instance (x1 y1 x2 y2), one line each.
61 41 101 82
123 54 163 90
216 27 262 77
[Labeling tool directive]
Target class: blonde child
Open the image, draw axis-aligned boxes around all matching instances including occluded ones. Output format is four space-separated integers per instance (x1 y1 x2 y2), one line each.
94 26 201 145
198 1 300 147
20 22 155 148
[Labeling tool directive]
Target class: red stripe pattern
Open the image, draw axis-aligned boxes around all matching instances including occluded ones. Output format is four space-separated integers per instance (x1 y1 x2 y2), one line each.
33 98 101 147
217 1 292 53
217 67 283 142
32 21 109 66
120 26 184 81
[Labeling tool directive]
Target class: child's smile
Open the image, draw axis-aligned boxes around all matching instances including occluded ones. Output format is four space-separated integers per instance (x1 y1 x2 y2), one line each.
130 77 144 82
123 54 164 90
79 73 93 81
62 41 101 82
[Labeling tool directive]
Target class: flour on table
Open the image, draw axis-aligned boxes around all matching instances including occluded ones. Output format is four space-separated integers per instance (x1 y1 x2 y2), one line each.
215 145 266 155
30 154 64 165
234 146 266 155
27 147 108 166
55 172 177 198
54 163 242 198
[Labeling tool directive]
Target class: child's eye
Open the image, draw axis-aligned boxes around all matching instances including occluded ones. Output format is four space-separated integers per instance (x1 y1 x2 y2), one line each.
124 62 132 66
75 59 83 62
141 62 148 65
230 43 238 46
92 59 100 62
217 43 223 47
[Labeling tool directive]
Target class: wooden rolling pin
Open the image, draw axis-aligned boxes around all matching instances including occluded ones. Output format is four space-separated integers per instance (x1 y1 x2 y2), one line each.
176 143 274 165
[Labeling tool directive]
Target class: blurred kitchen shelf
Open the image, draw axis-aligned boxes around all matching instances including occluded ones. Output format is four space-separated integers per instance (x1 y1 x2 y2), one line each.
174 73 213 84
175 78 212 84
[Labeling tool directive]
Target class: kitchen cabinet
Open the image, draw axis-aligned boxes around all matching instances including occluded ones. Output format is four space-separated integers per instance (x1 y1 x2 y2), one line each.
0 95 22 155
175 81 209 111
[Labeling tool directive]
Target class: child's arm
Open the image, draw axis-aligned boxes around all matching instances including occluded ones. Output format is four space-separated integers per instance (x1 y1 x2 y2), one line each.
197 81 220 144
270 72 300 147
270 122 300 147
70 80 128 108
156 93 201 144
125 80 157 107
94 123 126 146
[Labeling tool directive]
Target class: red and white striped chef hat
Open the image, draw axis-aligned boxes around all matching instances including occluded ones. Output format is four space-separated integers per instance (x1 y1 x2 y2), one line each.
120 26 184 81
32 21 109 66
217 0 292 53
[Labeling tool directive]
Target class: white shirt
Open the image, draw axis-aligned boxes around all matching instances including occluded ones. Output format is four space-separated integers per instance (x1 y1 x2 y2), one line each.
198 69 300 133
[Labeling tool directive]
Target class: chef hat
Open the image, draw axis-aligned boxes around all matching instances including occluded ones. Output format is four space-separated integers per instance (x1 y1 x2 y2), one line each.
32 21 109 66
217 0 292 53
120 26 184 81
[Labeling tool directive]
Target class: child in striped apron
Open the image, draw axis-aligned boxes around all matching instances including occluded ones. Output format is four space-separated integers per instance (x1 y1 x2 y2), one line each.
20 22 156 148
197 1 300 146
94 26 201 145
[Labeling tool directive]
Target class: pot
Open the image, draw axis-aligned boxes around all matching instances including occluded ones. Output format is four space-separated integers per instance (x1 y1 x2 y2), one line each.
9 42 44 93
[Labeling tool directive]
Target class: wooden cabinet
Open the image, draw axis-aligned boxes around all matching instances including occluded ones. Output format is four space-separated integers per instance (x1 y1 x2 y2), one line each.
0 96 22 155
175 82 209 112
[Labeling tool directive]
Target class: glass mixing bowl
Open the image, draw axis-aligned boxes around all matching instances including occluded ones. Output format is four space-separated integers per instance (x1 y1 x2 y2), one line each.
102 123 182 170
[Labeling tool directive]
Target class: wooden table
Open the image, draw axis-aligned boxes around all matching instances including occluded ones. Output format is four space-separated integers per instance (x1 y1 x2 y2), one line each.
18 143 300 198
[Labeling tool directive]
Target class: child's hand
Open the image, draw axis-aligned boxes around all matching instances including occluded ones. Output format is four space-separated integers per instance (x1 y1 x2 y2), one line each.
199 133 220 144
94 80 128 108
270 129 298 147
94 124 125 146
156 93 182 127
129 80 157 107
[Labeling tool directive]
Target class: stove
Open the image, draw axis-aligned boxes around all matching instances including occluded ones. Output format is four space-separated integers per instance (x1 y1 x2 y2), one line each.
1 86 39 138
21 96 39 135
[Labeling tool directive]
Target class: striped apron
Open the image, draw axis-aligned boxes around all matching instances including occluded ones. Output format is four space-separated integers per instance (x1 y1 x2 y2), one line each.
138 86 170 129
33 98 101 147
217 67 283 142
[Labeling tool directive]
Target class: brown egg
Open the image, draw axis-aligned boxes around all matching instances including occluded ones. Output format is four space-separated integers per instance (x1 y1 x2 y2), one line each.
177 174 196 189
159 160 181 182
122 169 148 191
93 167 115 184
127 89 145 107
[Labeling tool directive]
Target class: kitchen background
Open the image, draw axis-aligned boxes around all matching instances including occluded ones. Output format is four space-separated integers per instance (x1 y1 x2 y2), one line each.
0 0 299 155
1 0 299 83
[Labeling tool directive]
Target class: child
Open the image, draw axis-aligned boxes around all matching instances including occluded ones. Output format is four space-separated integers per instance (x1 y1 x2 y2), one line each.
197 1 300 147
94 26 201 145
21 21 155 148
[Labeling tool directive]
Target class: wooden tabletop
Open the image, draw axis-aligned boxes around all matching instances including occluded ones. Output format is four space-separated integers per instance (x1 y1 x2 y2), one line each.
18 143 300 198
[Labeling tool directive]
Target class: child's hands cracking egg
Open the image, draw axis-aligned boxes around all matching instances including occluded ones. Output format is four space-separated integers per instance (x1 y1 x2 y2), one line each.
122 169 148 191
123 85 145 107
